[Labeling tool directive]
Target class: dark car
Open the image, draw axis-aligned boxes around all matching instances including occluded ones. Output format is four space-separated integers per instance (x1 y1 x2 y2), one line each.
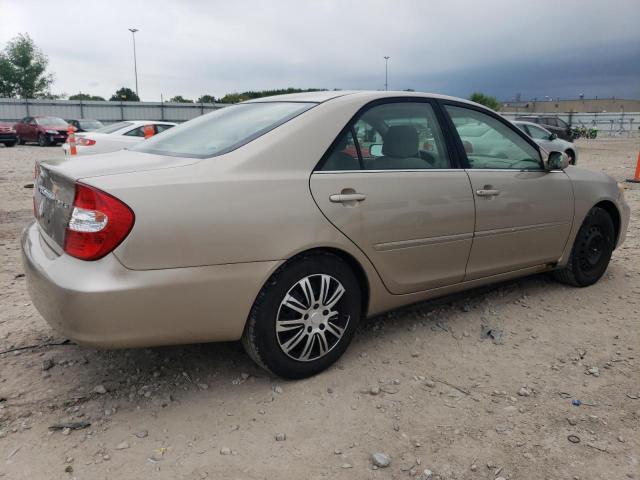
14 116 70 147
0 122 18 147
66 119 105 132
515 115 572 141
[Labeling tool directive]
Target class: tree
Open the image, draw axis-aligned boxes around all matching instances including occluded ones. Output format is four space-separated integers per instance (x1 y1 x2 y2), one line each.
469 92 500 111
218 88 325 103
168 95 193 103
196 94 216 103
69 92 105 101
0 33 55 98
109 87 139 101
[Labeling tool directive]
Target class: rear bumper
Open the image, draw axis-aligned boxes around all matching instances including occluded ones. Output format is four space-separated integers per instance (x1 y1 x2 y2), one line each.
0 133 17 142
21 222 281 348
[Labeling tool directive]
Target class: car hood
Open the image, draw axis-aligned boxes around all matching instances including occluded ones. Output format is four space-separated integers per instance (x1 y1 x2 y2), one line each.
39 149 200 181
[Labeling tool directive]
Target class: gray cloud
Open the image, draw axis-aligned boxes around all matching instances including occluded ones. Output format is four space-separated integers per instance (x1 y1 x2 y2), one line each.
1 0 638 100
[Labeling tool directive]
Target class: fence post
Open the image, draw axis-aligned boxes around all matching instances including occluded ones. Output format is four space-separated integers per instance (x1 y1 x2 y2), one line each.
25 98 30 117
79 100 84 118
120 101 124 121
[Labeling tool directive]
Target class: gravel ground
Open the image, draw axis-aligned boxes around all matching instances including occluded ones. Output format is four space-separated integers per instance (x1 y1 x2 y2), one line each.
0 138 638 480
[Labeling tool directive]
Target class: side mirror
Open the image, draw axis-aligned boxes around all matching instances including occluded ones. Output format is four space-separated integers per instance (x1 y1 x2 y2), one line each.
549 133 558 140
369 143 383 157
544 150 570 170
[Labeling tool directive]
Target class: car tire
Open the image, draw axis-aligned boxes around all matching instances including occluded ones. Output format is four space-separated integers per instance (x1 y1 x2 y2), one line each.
242 252 361 379
17 136 25 145
553 207 615 287
38 133 49 147
3 141 16 147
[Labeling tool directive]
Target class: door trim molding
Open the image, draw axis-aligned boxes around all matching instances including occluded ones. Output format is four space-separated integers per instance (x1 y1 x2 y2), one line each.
374 232 473 251
475 221 569 238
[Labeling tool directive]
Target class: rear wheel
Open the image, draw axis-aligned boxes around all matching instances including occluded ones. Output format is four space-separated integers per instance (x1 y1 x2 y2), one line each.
242 252 361 379
553 207 615 287
3 141 16 147
38 133 49 147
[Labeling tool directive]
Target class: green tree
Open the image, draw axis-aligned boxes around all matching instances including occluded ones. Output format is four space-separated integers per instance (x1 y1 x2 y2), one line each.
469 92 500 111
219 88 325 103
196 94 216 103
109 87 139 101
0 33 55 98
168 95 193 103
69 92 105 101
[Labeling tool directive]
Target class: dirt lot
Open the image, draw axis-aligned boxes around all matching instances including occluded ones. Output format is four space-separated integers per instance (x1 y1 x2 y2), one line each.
0 138 638 480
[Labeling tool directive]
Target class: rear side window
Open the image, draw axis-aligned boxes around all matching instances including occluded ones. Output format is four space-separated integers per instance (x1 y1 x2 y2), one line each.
133 102 315 158
124 126 147 137
320 101 450 171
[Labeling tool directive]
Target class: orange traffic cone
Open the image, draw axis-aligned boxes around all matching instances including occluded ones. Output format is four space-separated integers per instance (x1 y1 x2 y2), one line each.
143 124 155 139
627 152 640 183
67 125 77 156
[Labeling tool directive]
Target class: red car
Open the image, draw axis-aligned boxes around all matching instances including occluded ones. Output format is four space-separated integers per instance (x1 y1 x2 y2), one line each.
14 116 70 146
0 122 17 147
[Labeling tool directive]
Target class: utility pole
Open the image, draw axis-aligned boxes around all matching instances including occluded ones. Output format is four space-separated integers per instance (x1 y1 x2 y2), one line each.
129 28 139 99
384 56 390 91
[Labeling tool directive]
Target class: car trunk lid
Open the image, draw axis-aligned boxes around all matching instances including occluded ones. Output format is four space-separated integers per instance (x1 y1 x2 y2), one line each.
34 149 200 251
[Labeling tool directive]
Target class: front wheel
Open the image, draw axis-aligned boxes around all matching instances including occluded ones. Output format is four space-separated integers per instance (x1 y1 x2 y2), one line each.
38 133 49 147
553 207 615 287
242 252 361 379
3 141 16 147
17 135 25 145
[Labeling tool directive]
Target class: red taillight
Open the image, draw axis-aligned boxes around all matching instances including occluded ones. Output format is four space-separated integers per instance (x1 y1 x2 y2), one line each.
76 138 96 146
64 183 135 261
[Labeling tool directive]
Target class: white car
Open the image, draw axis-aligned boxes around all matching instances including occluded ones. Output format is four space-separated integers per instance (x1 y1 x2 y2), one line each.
62 120 176 156
513 120 578 165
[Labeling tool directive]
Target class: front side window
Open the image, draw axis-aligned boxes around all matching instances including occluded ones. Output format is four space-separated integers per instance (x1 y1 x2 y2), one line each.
446 105 541 170
155 124 174 134
320 101 450 171
133 102 315 158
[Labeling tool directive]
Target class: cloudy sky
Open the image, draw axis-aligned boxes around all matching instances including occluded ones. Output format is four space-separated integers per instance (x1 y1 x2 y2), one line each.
1 0 639 101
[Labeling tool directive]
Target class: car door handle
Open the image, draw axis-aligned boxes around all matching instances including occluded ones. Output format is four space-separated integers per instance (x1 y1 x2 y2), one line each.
329 193 366 203
475 189 501 197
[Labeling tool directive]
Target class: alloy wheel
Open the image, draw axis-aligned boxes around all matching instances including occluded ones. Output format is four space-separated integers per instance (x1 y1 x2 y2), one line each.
276 274 349 362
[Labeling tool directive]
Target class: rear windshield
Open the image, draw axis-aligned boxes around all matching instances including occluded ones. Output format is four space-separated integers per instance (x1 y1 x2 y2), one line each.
95 121 133 134
133 102 315 158
36 117 67 127
79 120 104 130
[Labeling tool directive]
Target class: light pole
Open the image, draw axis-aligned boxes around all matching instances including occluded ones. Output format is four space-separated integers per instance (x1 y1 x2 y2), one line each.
128 28 139 99
383 56 390 91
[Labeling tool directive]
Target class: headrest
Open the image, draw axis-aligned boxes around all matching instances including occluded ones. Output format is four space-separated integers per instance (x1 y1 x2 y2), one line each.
382 126 419 158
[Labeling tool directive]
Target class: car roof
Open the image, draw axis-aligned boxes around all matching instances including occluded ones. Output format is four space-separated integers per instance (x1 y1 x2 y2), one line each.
246 90 480 107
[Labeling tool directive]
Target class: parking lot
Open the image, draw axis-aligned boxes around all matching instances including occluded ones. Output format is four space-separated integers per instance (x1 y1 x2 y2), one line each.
0 139 638 479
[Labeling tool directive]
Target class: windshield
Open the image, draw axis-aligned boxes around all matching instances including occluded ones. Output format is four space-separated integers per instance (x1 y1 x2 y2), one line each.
36 117 67 127
94 121 133 134
79 120 104 131
133 102 315 158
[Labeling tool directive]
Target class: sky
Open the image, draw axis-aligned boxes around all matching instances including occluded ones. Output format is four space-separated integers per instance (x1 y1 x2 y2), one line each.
1 0 639 102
